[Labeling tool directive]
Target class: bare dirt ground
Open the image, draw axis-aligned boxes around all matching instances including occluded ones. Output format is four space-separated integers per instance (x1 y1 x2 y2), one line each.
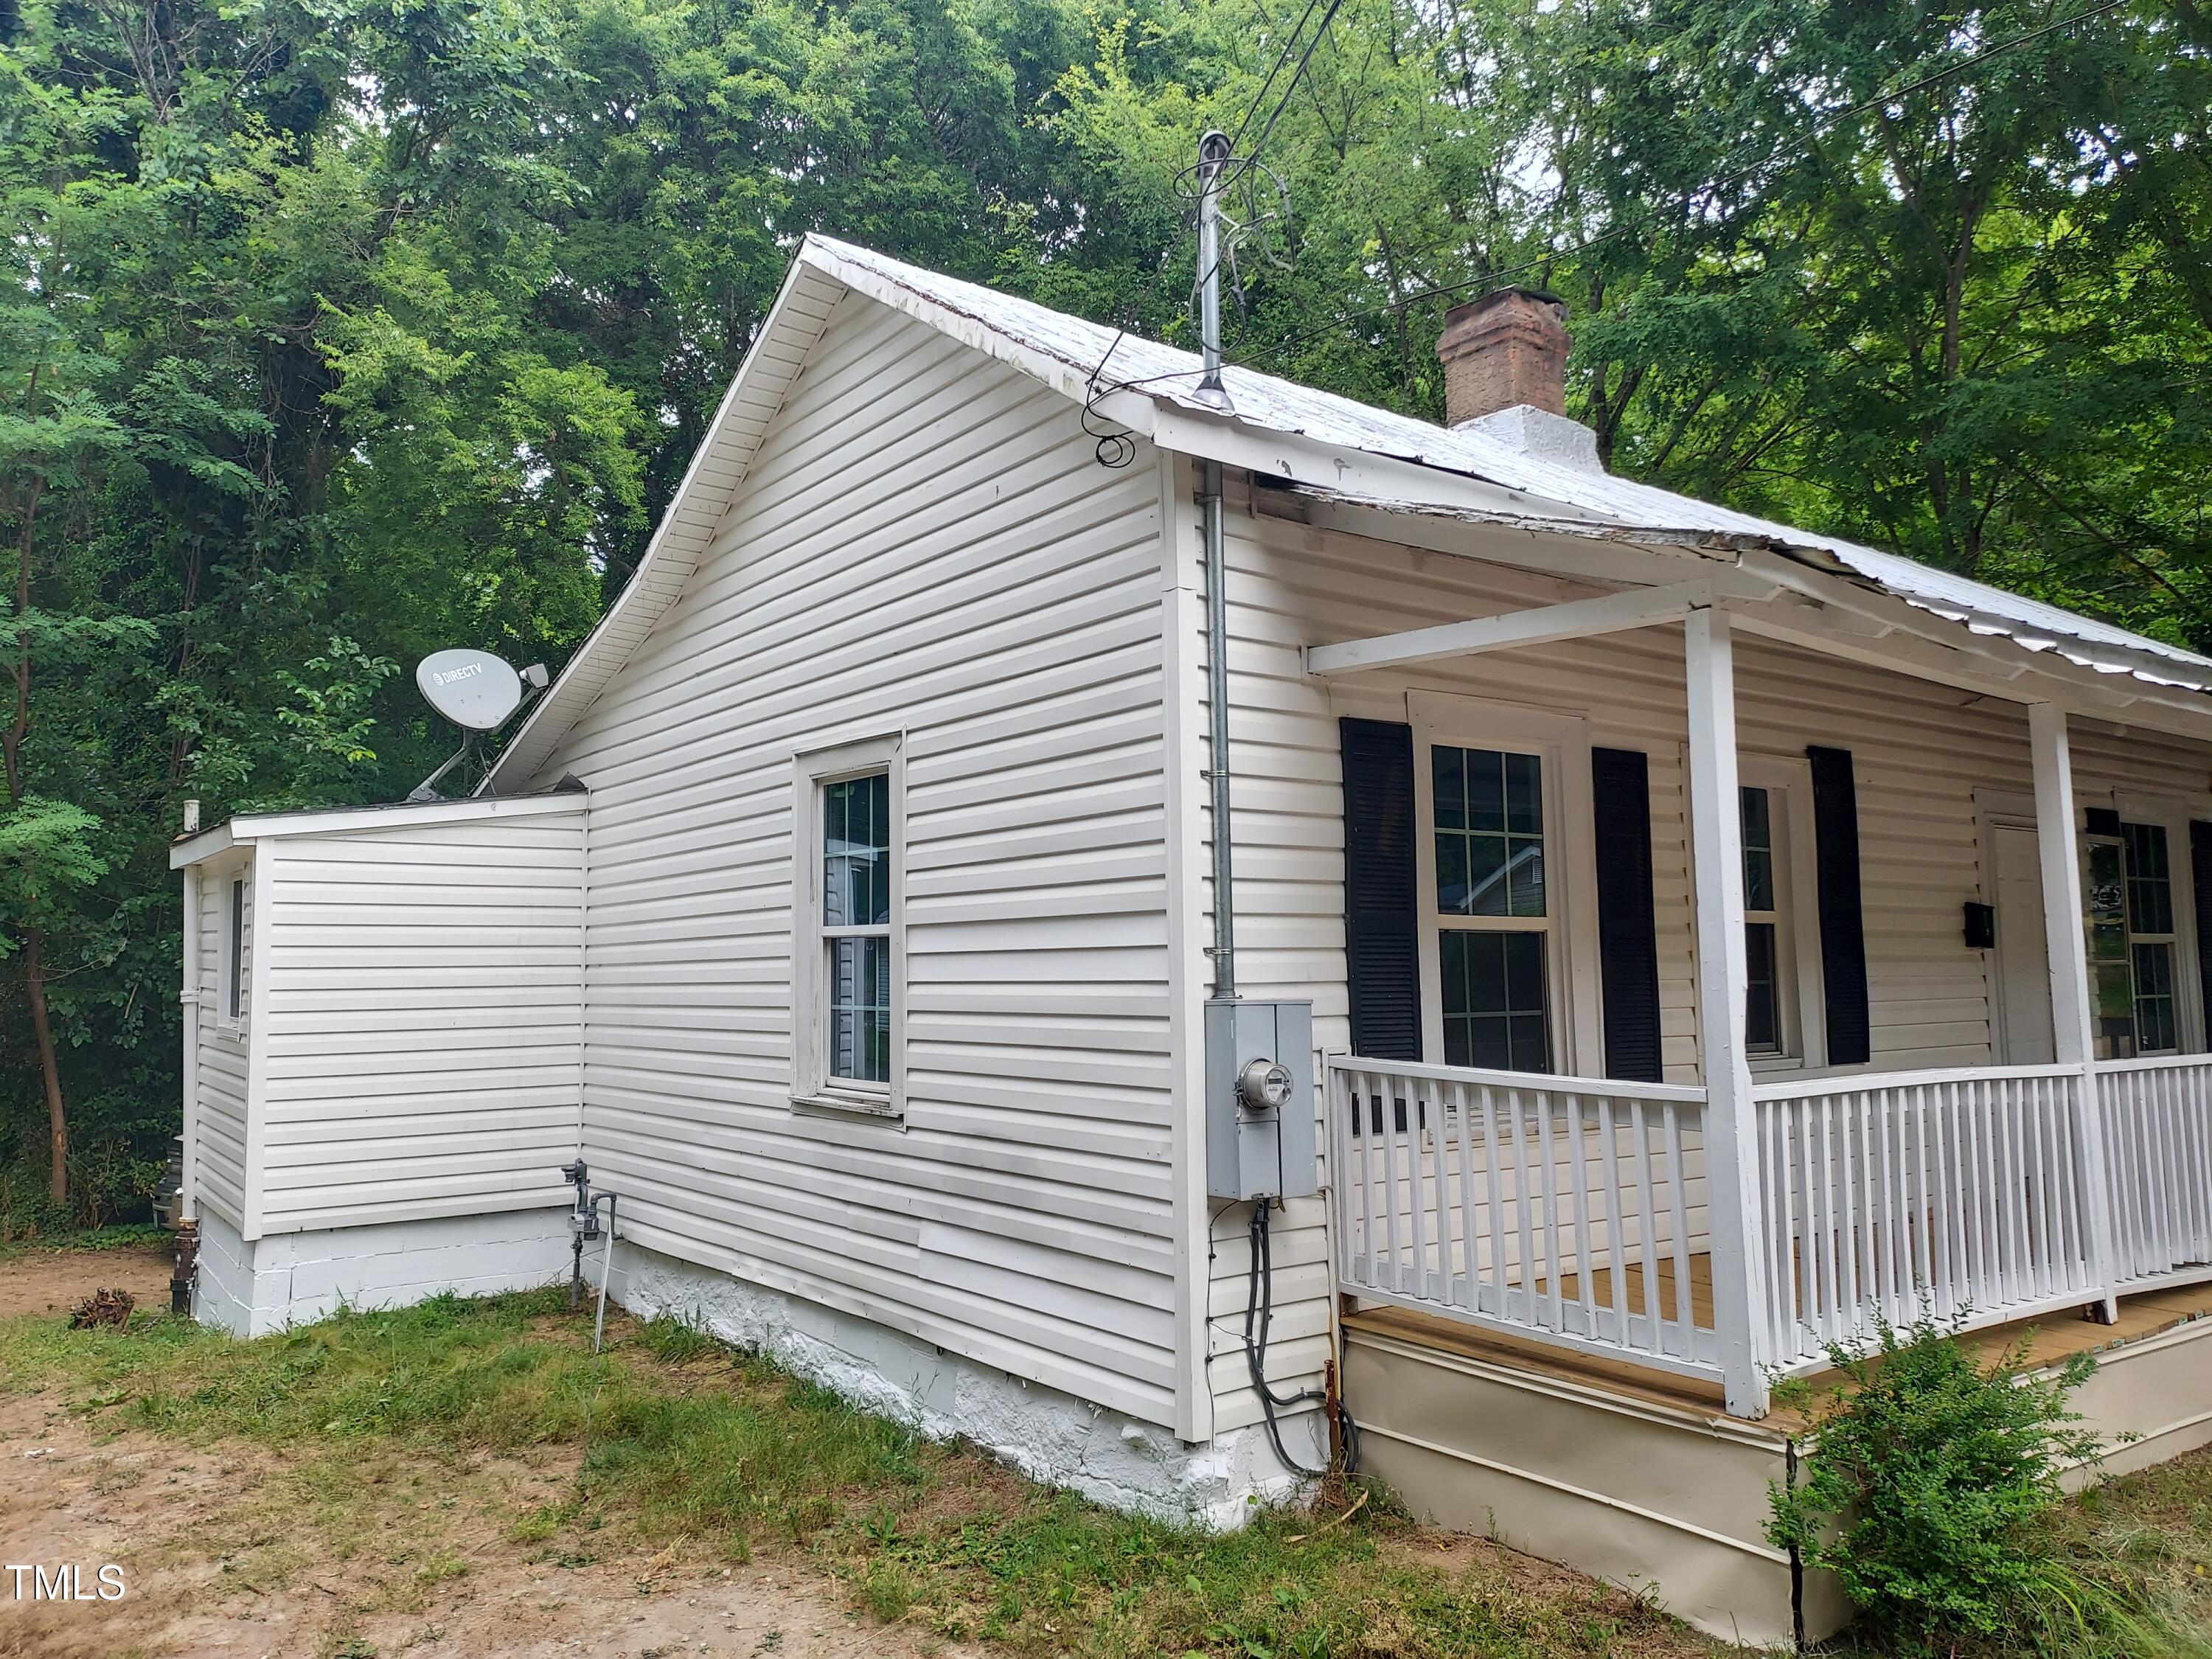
0 1245 974 1659
0 1241 175 1320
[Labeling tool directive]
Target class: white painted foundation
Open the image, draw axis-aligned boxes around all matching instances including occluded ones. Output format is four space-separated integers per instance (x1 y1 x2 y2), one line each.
192 1207 573 1337
608 1239 1326 1528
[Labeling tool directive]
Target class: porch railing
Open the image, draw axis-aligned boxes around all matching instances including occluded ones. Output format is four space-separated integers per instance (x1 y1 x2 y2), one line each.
1750 1065 2099 1371
1327 1057 1721 1380
2101 1055 2212 1287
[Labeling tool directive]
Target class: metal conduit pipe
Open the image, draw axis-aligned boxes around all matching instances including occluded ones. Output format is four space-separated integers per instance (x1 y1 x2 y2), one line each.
1196 128 1236 1001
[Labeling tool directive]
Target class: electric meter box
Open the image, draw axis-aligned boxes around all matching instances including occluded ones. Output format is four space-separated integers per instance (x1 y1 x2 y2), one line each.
1204 998 1317 1202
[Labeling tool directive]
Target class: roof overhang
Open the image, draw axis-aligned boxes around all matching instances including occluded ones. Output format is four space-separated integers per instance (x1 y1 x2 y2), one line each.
170 789 588 870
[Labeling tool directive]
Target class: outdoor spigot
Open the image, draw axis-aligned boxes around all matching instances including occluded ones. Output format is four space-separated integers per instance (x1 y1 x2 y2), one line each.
562 1160 599 1309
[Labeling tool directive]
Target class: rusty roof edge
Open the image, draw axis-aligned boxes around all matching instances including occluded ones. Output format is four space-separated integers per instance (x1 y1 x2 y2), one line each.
1279 479 2212 701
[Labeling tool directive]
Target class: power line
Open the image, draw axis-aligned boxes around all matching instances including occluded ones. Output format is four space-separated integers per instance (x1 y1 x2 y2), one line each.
1223 0 2134 369
1181 0 1351 324
1243 0 1351 166
1225 0 1329 159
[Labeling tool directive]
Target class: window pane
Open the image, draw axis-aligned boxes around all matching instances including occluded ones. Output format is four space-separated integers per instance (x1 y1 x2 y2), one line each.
1467 748 1506 833
2124 822 2174 936
1433 745 1544 919
1432 747 1466 831
1740 787 1774 913
2083 842 2127 961
1465 835 1507 917
1436 832 1470 915
1745 921 1778 1054
824 773 891 928
2135 942 2177 1053
830 935 891 1082
1506 837 1545 917
1504 752 1543 835
1439 930 1551 1074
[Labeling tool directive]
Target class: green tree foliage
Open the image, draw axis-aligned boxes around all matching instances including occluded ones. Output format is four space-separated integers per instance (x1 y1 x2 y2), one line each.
1 0 2205 1222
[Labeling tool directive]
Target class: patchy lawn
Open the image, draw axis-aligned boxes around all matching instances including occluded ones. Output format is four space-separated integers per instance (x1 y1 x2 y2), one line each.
0 1247 1716 1659
9 1242 2212 1658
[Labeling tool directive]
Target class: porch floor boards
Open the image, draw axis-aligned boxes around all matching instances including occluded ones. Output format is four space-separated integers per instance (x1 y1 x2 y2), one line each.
1343 1273 2212 1435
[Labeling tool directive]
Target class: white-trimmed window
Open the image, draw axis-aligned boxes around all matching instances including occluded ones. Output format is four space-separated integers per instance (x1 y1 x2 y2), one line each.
2081 800 2204 1061
1735 757 1825 1070
1411 694 1600 1076
793 734 905 1115
2123 821 2180 1055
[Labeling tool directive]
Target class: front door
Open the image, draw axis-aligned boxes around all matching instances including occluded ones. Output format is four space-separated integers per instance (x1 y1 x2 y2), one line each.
1992 822 2056 1063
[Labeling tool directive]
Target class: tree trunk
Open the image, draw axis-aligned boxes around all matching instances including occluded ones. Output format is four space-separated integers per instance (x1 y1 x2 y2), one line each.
24 928 66 1205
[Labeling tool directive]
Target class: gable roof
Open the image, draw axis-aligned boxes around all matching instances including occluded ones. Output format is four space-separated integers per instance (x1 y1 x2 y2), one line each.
486 234 2211 787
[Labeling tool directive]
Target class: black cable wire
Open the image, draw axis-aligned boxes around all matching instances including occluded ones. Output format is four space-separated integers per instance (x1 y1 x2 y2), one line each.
1224 0 1328 159
1082 333 1221 467
1242 1199 1359 1478
1242 0 1349 169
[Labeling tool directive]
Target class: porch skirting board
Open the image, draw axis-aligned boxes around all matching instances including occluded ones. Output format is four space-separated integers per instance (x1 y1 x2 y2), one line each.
2061 1315 2212 1484
608 1240 1324 1528
190 1207 573 1338
1340 1321 1852 1650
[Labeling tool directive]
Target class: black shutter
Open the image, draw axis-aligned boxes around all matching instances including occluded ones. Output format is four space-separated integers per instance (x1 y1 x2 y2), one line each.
1807 745 1871 1065
2190 823 2212 1044
1340 718 1422 1062
1592 747 1664 1082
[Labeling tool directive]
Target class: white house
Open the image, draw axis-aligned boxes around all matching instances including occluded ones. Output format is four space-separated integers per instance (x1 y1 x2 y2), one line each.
173 237 2212 1646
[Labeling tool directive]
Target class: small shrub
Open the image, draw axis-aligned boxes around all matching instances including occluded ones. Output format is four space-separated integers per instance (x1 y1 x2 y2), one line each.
1769 1313 2112 1651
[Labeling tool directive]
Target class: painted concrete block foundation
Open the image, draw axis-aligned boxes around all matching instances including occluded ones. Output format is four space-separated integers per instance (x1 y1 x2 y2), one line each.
608 1239 1324 1528
192 1208 573 1338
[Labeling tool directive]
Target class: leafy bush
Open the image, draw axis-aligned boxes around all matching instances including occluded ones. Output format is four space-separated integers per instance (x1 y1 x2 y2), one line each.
1769 1314 2114 1652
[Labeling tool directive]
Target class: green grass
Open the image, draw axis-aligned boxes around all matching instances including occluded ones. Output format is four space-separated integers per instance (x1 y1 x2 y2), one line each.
0 1292 1713 1658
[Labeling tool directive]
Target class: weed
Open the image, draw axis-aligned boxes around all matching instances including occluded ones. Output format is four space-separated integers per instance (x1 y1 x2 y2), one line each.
639 1312 718 1365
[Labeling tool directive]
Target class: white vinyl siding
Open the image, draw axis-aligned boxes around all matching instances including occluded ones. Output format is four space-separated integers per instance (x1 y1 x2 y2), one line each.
191 850 253 1231
253 810 585 1235
526 295 1180 1426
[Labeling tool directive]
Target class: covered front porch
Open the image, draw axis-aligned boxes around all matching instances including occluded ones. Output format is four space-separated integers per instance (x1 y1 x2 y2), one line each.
1295 506 2212 1422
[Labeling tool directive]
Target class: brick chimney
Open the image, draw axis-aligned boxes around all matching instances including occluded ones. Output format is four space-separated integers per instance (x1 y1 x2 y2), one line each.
1436 286 1601 470
1438 288 1568 422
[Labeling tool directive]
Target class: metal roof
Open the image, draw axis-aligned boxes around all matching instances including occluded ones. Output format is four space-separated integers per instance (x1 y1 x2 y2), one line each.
486 235 2208 787
805 236 2212 696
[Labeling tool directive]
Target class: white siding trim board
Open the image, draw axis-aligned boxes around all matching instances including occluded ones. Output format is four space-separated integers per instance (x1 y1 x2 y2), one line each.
244 842 274 1239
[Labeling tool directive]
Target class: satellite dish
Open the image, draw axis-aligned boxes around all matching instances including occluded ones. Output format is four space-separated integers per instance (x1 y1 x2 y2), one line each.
416 649 524 732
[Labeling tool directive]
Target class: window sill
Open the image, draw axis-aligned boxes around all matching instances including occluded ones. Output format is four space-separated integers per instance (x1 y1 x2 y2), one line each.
1748 1054 1804 1077
791 1091 901 1122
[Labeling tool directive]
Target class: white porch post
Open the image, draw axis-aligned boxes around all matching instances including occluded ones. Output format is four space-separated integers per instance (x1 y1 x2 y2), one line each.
1684 605 1773 1416
2028 700 2121 1320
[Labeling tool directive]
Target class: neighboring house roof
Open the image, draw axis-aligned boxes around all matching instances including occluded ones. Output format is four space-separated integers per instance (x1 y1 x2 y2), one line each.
486 234 2209 787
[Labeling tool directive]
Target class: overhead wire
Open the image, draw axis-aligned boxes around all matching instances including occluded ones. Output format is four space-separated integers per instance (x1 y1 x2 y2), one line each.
1216 0 2135 371
1242 0 1349 168
1088 0 1343 446
1225 0 1329 159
